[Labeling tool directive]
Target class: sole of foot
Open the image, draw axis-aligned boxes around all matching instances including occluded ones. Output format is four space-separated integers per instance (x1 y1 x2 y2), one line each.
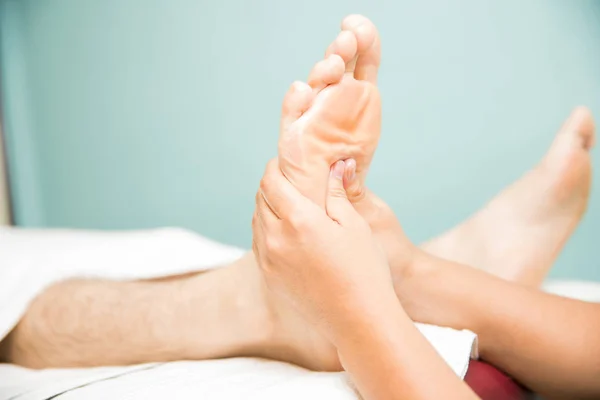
278 14 382 208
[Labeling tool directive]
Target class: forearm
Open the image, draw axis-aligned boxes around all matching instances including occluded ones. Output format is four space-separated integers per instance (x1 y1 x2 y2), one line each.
332 291 477 400
0 256 271 368
403 254 600 399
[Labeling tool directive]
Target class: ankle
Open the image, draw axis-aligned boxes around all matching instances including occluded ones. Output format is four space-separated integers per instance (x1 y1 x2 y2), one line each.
393 251 456 325
352 189 390 227
393 249 428 296
228 253 279 354
181 254 277 360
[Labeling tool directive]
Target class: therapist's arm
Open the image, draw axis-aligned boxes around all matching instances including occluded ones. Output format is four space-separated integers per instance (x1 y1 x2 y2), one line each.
0 254 272 368
400 255 600 400
332 289 478 400
253 159 478 400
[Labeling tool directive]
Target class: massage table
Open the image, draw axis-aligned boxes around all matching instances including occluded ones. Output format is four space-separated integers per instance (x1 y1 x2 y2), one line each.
0 224 595 399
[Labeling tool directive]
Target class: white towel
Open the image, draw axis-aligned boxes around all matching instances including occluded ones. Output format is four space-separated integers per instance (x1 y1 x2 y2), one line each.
0 226 477 399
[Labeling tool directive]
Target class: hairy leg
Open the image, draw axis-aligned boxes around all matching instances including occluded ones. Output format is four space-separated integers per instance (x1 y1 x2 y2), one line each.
0 258 272 368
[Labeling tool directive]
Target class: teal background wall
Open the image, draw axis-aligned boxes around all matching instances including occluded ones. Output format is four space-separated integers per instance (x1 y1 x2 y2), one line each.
1 0 599 279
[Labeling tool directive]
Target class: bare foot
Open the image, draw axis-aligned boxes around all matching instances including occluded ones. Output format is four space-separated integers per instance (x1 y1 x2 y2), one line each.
278 14 381 207
246 15 383 372
421 107 595 286
345 108 595 287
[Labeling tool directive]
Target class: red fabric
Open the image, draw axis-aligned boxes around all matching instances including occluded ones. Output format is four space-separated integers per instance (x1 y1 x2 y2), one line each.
465 360 533 400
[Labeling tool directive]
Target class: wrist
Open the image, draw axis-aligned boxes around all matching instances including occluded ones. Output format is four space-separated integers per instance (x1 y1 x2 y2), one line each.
330 287 407 350
333 295 416 371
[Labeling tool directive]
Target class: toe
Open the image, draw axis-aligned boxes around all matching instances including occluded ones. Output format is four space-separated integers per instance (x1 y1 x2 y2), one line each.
561 107 595 150
340 14 381 84
280 81 314 130
573 106 595 150
341 15 377 55
342 158 357 190
306 54 345 92
324 30 358 65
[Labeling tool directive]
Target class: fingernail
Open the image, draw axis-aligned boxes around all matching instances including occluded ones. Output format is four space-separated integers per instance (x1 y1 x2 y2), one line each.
332 160 345 179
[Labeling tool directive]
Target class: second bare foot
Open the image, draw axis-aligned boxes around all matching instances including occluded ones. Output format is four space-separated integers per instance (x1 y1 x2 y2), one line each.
344 107 595 288
422 107 595 285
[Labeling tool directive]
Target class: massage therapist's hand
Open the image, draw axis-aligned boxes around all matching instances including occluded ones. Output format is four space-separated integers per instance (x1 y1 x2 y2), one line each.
252 158 398 342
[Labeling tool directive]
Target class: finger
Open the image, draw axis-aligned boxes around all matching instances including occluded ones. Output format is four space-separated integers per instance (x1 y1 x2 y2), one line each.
260 158 317 221
253 195 286 268
252 210 268 262
326 160 361 225
343 158 357 189
251 211 263 256
342 158 366 203
255 189 279 227
252 211 273 275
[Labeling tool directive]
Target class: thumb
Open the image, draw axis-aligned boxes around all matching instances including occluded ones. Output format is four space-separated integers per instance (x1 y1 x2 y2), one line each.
342 158 367 203
326 160 360 225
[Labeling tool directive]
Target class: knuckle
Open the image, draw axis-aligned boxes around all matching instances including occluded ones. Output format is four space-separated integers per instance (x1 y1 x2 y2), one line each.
259 161 279 194
254 190 262 206
251 238 260 257
288 206 311 229
291 211 322 239
265 235 282 254
259 176 271 195
347 184 366 202
329 186 347 199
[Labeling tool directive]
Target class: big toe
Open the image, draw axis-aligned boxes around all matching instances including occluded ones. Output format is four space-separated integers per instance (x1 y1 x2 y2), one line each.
542 107 595 189
324 14 381 84
341 15 378 55
570 106 595 150
555 107 596 151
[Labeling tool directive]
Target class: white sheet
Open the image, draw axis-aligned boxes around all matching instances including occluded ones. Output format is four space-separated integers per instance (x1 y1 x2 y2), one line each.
0 226 245 341
543 280 600 303
0 226 477 399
